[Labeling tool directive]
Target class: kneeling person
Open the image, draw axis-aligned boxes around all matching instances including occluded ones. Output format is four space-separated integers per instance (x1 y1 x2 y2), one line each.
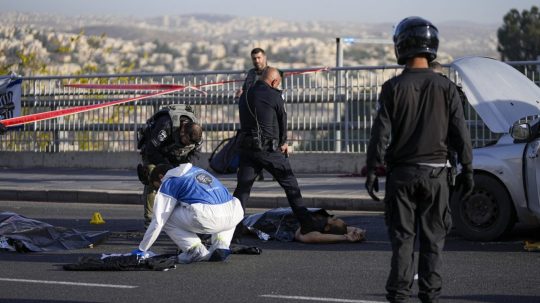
136 163 244 263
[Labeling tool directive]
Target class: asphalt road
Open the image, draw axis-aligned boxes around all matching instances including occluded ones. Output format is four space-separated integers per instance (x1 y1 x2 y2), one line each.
1 201 540 303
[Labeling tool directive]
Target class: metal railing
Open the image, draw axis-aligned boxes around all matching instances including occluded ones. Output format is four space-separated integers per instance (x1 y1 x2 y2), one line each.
1 61 539 153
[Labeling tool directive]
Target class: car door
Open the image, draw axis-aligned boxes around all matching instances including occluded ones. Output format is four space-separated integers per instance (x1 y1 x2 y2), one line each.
525 138 540 217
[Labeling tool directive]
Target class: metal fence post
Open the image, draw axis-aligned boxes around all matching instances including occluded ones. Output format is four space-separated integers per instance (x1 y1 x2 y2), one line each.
335 37 343 152
343 73 350 152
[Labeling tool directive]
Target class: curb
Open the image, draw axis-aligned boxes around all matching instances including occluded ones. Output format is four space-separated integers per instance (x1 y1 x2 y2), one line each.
0 189 384 211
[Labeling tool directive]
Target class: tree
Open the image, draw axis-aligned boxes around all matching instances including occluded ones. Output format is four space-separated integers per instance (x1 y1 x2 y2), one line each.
497 6 540 61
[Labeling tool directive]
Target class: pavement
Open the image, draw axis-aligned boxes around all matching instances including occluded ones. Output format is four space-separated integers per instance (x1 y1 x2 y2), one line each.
0 167 385 211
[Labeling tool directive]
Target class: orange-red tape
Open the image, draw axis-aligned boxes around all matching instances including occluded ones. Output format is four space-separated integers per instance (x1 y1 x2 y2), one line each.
0 86 188 127
2 68 328 127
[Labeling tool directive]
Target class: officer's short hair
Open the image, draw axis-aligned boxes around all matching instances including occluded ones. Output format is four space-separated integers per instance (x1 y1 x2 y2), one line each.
150 164 173 184
182 121 203 145
176 122 202 164
251 48 265 56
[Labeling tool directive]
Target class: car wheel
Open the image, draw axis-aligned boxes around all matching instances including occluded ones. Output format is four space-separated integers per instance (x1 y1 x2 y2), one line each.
450 174 515 241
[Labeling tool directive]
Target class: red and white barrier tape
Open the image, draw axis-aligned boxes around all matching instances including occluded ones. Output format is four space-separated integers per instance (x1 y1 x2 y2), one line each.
0 86 189 127
1 68 328 127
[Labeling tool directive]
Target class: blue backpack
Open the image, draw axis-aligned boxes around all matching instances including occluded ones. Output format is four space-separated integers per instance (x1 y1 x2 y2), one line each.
208 133 241 174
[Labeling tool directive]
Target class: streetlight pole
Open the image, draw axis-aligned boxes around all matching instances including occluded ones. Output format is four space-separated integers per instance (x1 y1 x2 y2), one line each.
334 37 393 153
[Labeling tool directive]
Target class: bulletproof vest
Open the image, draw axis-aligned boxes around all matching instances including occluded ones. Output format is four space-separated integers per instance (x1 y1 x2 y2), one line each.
153 104 198 128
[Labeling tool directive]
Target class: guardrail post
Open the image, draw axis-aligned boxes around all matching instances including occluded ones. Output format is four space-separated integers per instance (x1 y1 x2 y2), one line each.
335 37 343 152
343 74 350 152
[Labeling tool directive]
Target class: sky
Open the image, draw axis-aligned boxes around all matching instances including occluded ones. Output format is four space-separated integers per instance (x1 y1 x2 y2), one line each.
2 0 539 25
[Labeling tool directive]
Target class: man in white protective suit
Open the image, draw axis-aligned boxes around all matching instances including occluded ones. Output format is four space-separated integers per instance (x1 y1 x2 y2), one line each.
132 125 244 263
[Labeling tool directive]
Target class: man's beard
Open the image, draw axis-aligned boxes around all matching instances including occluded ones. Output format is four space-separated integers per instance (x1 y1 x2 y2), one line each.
255 63 266 71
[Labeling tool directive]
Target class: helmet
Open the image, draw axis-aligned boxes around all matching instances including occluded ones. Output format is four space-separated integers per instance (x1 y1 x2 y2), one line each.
393 17 439 65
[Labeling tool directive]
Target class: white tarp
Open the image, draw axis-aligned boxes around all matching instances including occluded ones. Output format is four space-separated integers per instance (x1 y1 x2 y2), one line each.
452 57 540 133
0 75 22 119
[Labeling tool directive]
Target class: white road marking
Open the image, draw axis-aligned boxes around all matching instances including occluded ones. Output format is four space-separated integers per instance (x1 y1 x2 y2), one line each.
260 294 385 303
0 278 137 289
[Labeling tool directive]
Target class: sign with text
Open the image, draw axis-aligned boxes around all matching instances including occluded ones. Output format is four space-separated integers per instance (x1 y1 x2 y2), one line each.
0 76 22 119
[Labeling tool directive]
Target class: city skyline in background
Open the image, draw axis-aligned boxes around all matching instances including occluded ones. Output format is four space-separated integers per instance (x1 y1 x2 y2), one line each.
3 0 538 25
2 1 537 76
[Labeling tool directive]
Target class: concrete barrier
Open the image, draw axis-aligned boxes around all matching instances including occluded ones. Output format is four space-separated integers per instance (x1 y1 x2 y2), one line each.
0 151 366 174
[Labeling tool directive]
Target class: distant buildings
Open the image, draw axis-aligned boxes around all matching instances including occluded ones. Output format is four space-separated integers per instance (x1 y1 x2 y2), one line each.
0 12 498 77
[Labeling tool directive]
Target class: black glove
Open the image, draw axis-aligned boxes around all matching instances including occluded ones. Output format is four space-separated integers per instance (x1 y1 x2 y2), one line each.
458 172 474 200
365 169 381 202
457 164 474 199
0 123 6 135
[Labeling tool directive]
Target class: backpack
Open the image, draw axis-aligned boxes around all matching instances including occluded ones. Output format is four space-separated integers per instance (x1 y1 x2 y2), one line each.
208 132 241 174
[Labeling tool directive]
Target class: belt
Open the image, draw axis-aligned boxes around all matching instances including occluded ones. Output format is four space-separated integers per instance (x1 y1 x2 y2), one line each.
391 164 447 177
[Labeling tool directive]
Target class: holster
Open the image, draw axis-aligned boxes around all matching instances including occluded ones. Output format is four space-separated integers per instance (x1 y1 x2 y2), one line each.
447 150 458 187
267 138 279 152
239 132 263 151
240 134 278 152
447 167 457 187
137 164 149 185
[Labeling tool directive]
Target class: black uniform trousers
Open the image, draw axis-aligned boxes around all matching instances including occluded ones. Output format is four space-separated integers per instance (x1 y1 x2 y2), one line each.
233 149 313 230
384 165 452 303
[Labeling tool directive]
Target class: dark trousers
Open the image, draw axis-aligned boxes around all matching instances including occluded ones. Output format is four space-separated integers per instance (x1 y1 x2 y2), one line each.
384 165 452 303
233 149 313 229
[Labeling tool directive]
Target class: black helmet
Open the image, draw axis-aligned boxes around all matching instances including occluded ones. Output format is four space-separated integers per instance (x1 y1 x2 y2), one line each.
393 17 439 65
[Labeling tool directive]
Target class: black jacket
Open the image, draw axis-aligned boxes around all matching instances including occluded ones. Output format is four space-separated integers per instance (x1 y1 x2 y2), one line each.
143 114 177 165
241 67 266 92
239 80 287 146
238 67 266 118
366 68 472 169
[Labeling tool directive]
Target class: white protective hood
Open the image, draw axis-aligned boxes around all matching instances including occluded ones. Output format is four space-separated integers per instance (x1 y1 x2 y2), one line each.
451 57 540 133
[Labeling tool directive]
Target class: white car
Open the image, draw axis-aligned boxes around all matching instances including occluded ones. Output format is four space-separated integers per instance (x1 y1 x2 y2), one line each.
450 57 540 241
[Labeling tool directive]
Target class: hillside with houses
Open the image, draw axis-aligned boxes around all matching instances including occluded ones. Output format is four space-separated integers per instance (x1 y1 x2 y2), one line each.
1 12 499 76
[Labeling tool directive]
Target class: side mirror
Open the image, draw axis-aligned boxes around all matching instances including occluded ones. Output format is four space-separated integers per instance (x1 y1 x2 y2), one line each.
510 123 531 141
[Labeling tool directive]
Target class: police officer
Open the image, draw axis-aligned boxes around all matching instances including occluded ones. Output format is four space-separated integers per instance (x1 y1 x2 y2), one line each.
137 104 202 228
233 67 316 235
236 47 269 181
236 48 268 101
365 17 474 303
